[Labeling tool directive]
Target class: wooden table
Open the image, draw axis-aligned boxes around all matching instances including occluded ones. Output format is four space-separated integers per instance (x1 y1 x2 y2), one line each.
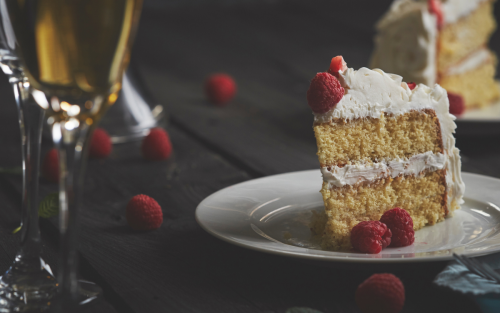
1 1 499 312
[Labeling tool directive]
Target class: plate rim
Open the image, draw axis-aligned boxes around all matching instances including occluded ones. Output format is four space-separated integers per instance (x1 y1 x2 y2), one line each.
195 171 500 264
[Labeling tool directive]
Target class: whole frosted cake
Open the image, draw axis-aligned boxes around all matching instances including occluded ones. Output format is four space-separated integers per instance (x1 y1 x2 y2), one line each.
371 0 500 110
308 56 465 251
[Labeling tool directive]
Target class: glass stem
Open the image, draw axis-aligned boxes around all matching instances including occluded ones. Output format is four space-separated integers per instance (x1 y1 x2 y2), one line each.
11 76 45 271
51 120 91 308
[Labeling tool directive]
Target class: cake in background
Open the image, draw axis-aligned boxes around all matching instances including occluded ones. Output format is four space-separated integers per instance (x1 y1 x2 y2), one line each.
307 56 465 251
371 0 500 111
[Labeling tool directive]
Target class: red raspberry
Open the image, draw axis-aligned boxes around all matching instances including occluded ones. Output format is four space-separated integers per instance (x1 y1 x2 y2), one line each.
89 128 112 159
448 92 465 116
307 72 344 114
126 194 163 231
428 0 443 29
42 148 59 183
351 221 392 254
356 273 405 313
407 82 416 90
380 208 415 247
328 55 347 77
205 73 237 106
141 128 173 161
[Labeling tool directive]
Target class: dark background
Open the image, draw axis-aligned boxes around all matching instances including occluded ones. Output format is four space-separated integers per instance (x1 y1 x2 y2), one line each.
1 0 499 312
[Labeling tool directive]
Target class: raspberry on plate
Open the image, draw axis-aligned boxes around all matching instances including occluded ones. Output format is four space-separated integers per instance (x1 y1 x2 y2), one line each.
307 72 344 114
205 73 237 106
141 128 173 161
356 273 405 313
407 82 416 90
42 148 59 183
380 208 415 247
328 55 347 77
351 221 392 254
89 128 112 159
126 194 163 231
448 92 465 116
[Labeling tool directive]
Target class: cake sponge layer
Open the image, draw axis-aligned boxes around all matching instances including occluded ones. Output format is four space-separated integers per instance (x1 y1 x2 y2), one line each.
314 110 443 167
438 0 496 73
440 58 500 109
311 170 447 251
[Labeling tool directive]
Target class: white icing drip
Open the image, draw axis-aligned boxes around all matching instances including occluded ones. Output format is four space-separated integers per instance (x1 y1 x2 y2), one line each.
321 151 446 188
313 66 465 212
446 48 491 75
370 0 437 86
441 0 488 24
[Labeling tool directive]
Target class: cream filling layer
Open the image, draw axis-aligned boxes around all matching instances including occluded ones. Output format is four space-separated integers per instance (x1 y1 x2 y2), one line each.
441 0 489 25
321 151 446 188
446 48 491 75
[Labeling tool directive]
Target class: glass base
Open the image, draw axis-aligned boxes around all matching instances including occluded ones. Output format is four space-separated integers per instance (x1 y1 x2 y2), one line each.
0 259 57 312
99 71 166 144
50 280 102 312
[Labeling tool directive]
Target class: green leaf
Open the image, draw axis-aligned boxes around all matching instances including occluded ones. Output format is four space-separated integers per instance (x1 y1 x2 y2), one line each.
12 225 22 234
286 308 323 313
0 167 22 175
39 192 59 218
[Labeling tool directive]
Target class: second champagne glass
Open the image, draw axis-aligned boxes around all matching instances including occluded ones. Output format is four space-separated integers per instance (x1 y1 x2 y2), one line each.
7 0 144 310
0 3 57 312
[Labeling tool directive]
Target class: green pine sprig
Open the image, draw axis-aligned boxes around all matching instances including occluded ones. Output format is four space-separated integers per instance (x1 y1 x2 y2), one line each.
39 192 59 218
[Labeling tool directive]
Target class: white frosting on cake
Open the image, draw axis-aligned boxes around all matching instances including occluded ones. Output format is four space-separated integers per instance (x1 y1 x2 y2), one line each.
371 0 490 85
321 151 446 188
314 66 465 211
446 48 491 75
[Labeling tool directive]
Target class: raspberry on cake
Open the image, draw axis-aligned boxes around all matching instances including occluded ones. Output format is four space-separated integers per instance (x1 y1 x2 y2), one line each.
307 72 344 114
309 56 465 251
371 0 500 110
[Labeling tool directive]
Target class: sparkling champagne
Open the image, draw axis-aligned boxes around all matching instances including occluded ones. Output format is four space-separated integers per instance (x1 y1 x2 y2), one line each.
7 0 143 122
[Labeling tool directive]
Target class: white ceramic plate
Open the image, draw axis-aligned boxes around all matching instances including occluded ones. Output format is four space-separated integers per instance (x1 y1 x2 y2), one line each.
196 171 500 264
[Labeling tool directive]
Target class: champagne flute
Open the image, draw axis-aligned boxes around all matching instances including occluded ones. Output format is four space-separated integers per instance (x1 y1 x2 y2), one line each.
6 0 143 310
0 2 57 311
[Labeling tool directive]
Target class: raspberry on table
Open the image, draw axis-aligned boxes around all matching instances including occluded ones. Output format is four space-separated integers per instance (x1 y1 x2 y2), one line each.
380 208 415 247
407 82 416 90
126 194 163 231
205 73 237 106
328 55 347 77
355 273 405 313
42 148 59 183
428 0 443 29
351 221 392 254
141 128 173 161
307 72 344 114
89 128 112 159
448 92 465 116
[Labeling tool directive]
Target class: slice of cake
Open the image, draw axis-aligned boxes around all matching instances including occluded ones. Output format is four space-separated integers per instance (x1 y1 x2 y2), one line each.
371 0 500 110
308 56 465 251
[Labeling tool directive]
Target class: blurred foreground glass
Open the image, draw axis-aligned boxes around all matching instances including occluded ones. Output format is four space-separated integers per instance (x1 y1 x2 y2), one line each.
0 3 56 312
6 0 143 310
